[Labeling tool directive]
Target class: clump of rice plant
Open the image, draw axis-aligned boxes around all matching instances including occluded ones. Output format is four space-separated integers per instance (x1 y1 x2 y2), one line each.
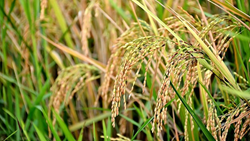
102 8 245 139
100 20 154 101
1 0 250 140
49 64 99 125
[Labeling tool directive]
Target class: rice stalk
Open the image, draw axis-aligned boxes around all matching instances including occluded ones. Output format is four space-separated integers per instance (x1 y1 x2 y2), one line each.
48 64 99 128
101 7 242 138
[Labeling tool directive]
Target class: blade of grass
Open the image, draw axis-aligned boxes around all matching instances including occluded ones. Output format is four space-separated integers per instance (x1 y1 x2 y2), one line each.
132 0 182 41
93 122 97 141
14 89 21 141
169 81 215 141
197 62 208 119
196 0 216 49
33 124 47 141
210 0 250 22
0 2 32 52
49 0 74 48
131 117 153 141
34 79 50 105
69 112 111 132
3 130 17 141
19 0 42 91
0 73 37 95
96 6 124 33
133 104 143 120
53 109 76 141
135 102 153 140
129 1 147 37
132 103 153 139
208 0 250 31
77 127 84 141
232 39 250 84
107 117 112 141
39 34 106 72
131 97 176 141
13 62 28 113
162 0 173 19
141 63 157 100
221 86 250 99
35 106 61 141
119 114 142 129
142 1 159 35
198 80 224 115
45 45 65 69
109 0 129 23
17 119 31 141
172 108 179 141
102 120 107 141
3 108 15 120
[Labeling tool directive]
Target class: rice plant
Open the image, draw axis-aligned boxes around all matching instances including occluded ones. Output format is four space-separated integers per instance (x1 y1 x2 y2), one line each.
0 0 250 141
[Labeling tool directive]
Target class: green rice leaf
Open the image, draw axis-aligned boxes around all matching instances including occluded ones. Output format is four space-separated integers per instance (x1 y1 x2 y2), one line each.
131 117 153 141
52 109 76 141
170 81 215 141
33 124 47 141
